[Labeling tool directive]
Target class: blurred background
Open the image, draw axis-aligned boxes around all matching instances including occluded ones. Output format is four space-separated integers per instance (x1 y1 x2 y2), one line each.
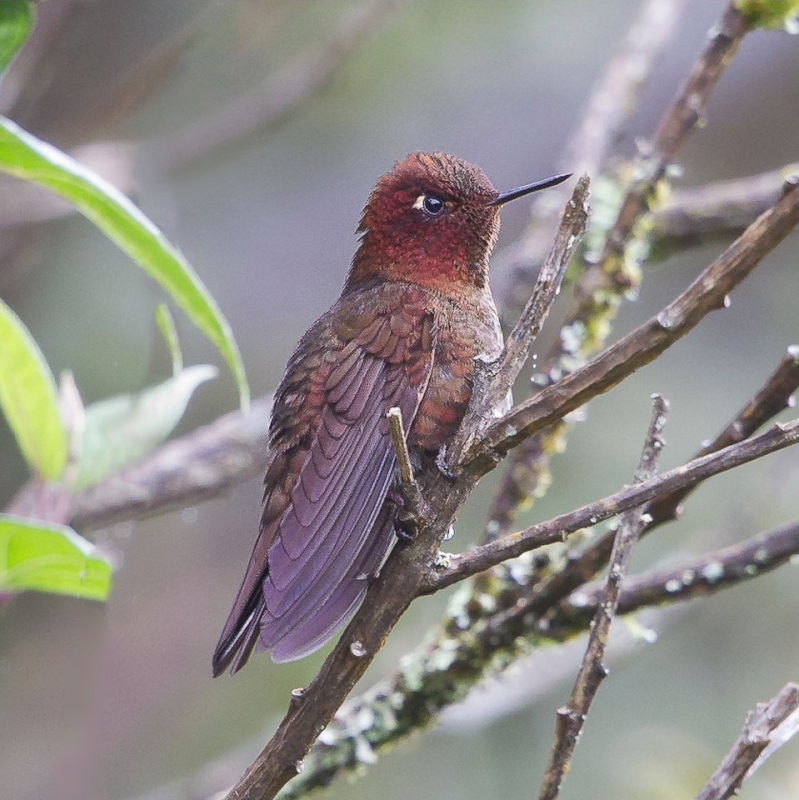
1 1 798 799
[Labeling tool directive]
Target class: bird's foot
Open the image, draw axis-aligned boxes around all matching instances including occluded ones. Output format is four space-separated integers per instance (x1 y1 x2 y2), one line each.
387 485 419 542
435 448 458 481
394 515 418 543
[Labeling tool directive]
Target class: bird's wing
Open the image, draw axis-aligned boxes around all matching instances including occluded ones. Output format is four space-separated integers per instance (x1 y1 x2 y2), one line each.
212 299 436 674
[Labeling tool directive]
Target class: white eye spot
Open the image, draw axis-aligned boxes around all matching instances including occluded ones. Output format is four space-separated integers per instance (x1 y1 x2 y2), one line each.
414 194 446 216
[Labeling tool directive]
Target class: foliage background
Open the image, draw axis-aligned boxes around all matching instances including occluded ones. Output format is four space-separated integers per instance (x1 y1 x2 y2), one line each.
0 2 797 799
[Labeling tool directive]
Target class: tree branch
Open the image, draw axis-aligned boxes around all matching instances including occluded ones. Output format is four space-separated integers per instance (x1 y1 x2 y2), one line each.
385 406 427 538
466 176 799 469
468 518 799 683
59 396 269 529
445 175 591 469
222 466 460 800
386 407 414 485
695 683 799 800
647 343 799 523
553 518 799 634
740 693 799 792
590 1 752 298
489 0 757 541
530 344 799 605
427 418 799 592
650 166 795 255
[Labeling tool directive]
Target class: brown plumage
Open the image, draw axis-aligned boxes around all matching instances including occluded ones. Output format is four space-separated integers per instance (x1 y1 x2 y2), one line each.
212 153 569 674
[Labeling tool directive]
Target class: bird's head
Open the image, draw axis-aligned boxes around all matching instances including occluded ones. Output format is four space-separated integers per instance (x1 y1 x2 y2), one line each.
348 152 569 293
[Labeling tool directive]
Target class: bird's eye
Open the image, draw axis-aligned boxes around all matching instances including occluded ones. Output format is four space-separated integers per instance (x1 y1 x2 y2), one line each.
414 194 446 216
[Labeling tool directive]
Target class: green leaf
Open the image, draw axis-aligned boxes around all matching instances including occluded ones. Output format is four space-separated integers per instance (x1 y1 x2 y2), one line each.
0 514 112 601
156 303 183 376
0 116 250 410
0 0 33 73
0 296 67 480
736 0 799 31
75 364 218 489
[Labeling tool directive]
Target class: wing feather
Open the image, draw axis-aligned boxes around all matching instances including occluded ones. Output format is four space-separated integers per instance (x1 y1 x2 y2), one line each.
263 355 404 622
267 423 389 594
212 297 435 674
269 503 396 662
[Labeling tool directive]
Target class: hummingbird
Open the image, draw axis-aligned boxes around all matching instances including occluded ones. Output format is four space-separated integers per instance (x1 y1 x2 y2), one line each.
212 153 570 674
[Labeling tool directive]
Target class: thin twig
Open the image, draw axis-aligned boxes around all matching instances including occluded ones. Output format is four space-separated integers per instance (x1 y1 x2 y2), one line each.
445 175 591 469
743 699 799 787
695 684 799 800
415 524 799 707
386 406 426 537
471 516 799 669
583 1 752 303
537 395 668 800
646 343 799 524
563 0 689 177
386 407 414 484
558 0 753 341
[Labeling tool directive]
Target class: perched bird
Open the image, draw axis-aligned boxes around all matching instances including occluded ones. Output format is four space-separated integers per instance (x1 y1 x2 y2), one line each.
212 153 569 674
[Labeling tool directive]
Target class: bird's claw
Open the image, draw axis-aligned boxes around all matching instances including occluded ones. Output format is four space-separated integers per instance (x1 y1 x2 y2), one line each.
435 448 457 481
394 515 417 543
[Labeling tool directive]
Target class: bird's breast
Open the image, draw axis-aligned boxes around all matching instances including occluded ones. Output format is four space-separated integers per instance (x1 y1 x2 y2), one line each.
409 291 504 453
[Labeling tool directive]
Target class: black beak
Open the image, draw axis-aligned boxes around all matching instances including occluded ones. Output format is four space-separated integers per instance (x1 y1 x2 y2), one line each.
488 172 572 206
